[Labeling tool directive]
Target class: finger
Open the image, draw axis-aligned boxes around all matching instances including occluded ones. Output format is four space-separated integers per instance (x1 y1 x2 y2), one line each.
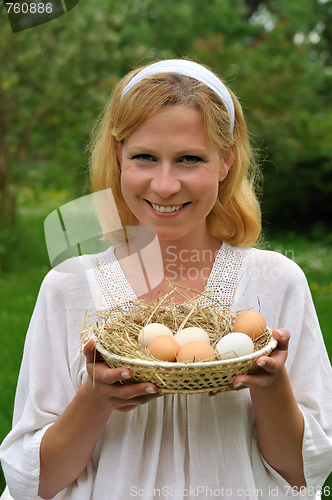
108 391 162 411
86 362 133 386
83 339 102 364
86 362 159 398
255 328 290 370
84 341 133 383
272 328 290 349
230 330 291 389
113 381 160 400
233 369 275 389
255 351 287 374
84 341 159 397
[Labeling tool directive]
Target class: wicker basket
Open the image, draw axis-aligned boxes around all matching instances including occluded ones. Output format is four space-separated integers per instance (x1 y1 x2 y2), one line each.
95 331 278 394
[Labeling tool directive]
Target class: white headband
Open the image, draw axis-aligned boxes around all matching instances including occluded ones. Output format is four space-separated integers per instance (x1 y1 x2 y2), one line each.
121 59 235 133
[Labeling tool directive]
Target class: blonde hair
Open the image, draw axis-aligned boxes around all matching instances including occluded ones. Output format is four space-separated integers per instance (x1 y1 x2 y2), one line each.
89 59 261 246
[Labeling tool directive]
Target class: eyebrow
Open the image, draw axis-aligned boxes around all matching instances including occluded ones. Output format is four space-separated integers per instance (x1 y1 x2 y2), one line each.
126 146 210 157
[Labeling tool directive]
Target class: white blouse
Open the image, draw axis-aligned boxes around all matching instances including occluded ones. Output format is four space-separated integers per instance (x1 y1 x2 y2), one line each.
1 244 331 500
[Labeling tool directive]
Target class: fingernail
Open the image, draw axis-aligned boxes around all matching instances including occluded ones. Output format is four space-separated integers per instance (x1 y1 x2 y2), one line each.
145 387 156 394
258 361 266 367
121 372 130 379
234 382 243 388
277 329 285 339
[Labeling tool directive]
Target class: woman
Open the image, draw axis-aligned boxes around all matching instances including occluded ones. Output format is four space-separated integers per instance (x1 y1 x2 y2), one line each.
1 59 331 500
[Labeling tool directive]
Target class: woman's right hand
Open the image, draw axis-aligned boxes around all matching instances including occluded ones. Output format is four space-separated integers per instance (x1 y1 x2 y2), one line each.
39 339 161 498
83 339 162 413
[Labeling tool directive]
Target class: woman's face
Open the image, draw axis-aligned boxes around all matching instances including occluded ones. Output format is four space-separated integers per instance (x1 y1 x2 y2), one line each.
117 106 232 244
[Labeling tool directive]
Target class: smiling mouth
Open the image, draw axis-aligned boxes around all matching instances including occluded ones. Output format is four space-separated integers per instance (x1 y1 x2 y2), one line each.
147 201 190 213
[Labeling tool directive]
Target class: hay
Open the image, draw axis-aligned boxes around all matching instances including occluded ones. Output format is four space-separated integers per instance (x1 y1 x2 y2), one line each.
80 283 277 393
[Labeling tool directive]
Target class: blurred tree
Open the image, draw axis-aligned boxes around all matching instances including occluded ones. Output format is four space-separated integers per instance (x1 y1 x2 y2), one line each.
193 0 332 232
1 0 332 269
0 0 157 270
0 0 253 234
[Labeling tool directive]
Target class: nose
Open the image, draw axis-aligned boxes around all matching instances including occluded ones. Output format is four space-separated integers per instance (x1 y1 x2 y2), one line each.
150 162 181 198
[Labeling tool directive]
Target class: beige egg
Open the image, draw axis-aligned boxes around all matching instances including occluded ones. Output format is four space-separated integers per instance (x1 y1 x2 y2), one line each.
233 311 267 340
173 327 210 348
216 332 254 359
177 342 215 363
148 336 179 362
138 323 173 348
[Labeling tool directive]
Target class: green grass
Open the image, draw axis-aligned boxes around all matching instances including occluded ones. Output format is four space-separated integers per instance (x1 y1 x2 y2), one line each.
0 214 331 495
0 269 48 492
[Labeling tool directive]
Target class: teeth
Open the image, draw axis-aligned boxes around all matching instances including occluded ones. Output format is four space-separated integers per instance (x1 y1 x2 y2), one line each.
151 203 184 213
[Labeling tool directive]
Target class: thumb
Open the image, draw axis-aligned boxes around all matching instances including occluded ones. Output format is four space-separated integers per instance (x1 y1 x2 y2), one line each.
83 338 99 364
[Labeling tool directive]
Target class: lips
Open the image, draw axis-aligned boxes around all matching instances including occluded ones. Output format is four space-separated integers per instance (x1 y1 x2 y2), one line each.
146 200 190 214
151 203 184 213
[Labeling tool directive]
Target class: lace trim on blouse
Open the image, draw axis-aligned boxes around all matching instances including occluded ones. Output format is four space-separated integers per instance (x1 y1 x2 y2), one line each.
88 243 245 311
204 244 246 310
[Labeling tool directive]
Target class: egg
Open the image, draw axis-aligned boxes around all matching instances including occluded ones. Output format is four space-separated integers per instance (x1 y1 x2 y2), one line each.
138 323 173 348
147 336 179 362
216 332 255 359
233 311 267 340
177 342 215 363
173 327 210 348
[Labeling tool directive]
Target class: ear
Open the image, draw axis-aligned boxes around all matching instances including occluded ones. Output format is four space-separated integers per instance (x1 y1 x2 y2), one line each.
116 140 123 168
219 147 235 182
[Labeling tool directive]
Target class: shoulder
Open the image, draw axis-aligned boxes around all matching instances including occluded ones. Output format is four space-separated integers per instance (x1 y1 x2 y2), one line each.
37 256 92 310
41 260 84 290
38 246 116 307
226 246 313 329
224 244 310 306
234 246 307 284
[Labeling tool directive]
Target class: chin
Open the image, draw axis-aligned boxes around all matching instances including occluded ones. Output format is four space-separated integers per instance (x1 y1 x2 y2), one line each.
154 228 192 243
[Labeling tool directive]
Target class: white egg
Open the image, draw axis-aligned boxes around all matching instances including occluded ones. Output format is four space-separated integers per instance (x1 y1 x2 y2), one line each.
216 332 255 359
138 323 173 348
174 327 210 348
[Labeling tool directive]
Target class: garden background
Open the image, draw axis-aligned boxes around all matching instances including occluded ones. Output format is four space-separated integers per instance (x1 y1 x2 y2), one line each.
1 0 332 496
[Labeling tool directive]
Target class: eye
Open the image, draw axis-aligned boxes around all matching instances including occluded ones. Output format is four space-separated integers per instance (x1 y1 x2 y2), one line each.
179 155 204 164
132 154 156 162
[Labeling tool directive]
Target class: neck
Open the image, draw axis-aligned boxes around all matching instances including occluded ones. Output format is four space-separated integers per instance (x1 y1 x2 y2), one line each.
114 225 222 302
154 229 222 297
159 233 221 276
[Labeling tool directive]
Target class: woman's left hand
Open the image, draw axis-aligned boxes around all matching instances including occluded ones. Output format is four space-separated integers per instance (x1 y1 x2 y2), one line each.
209 328 289 396
232 328 289 389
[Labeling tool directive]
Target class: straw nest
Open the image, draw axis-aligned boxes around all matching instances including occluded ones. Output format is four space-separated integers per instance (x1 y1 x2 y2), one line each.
80 284 277 394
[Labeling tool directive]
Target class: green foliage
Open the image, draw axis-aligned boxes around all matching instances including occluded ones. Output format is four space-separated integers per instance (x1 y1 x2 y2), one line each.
1 0 332 493
1 0 332 256
192 0 332 230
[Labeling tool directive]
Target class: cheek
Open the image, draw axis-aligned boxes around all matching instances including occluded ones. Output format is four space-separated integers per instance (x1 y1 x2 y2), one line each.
121 164 153 197
120 168 147 216
198 178 220 214
196 174 220 201
120 171 135 210
120 168 137 195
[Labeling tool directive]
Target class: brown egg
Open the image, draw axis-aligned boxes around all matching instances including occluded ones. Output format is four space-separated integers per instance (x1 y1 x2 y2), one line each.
177 342 216 363
148 336 179 362
233 311 267 340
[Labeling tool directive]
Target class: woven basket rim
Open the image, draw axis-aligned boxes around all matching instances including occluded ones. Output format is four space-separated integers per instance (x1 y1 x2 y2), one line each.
95 331 278 369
